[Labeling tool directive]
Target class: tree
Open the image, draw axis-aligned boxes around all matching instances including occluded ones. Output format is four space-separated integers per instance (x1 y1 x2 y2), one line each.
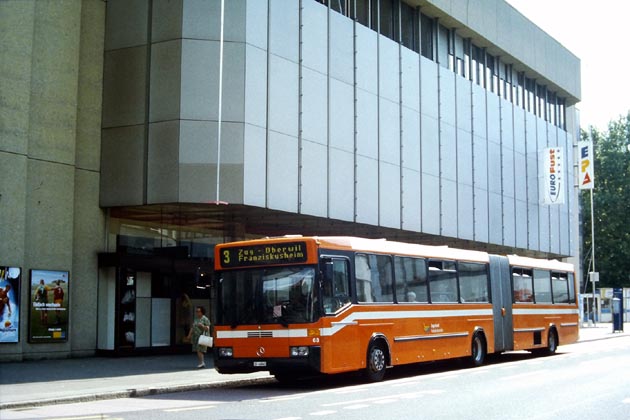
580 112 630 288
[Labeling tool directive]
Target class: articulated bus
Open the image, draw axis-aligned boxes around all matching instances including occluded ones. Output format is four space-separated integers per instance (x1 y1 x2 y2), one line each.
213 236 579 382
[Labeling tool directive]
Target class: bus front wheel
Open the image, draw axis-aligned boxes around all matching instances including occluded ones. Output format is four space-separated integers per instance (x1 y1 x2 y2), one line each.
364 343 387 382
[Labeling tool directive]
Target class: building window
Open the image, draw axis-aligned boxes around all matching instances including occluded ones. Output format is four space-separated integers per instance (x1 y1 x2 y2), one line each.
400 1 418 52
420 13 434 60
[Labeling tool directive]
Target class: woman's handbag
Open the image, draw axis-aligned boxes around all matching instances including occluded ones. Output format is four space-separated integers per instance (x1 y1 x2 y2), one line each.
198 332 213 347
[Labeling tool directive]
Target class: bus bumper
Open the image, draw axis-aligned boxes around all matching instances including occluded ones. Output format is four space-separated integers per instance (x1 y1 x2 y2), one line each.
214 346 321 374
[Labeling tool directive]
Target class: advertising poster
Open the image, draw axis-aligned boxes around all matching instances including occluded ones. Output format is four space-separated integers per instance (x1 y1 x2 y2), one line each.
541 147 565 205
29 270 69 342
0 266 21 343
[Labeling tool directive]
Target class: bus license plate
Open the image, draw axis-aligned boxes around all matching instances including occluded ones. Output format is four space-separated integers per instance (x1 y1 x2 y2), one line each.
253 361 267 367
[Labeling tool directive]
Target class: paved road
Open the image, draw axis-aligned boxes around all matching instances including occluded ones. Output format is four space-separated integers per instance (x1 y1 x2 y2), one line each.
4 336 629 420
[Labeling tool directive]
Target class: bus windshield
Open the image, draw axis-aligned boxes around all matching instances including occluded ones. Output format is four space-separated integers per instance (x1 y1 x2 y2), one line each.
217 266 318 326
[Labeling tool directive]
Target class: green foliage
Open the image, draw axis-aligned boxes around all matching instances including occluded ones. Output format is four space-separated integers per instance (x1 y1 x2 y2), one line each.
580 112 630 288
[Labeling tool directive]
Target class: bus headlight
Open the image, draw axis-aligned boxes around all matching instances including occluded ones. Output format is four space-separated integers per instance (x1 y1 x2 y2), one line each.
290 346 310 357
218 347 233 357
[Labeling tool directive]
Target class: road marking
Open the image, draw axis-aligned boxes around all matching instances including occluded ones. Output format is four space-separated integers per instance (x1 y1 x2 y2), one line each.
50 416 115 420
310 410 337 416
500 370 544 381
322 390 441 408
163 405 216 412
373 398 398 404
260 395 304 403
343 404 371 410
273 417 302 420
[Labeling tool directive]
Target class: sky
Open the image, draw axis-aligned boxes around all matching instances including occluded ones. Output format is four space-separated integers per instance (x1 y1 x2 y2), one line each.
506 0 630 131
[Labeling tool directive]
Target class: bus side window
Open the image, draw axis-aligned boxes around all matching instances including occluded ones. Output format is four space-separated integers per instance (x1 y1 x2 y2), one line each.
322 259 350 314
513 268 534 303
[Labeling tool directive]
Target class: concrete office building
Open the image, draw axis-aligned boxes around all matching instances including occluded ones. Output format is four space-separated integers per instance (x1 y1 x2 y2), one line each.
0 0 581 360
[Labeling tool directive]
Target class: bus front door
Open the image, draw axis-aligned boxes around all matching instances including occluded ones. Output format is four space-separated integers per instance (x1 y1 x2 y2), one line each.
489 255 513 352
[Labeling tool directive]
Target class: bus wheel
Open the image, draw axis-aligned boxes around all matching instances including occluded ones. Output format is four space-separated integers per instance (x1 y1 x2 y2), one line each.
545 329 558 355
364 343 387 382
470 333 486 367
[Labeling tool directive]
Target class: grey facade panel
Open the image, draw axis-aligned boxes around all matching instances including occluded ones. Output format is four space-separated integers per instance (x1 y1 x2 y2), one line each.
401 49 420 112
356 155 379 225
302 0 327 75
104 0 148 51
242 123 266 207
456 77 472 133
402 168 422 232
458 183 474 240
472 86 487 145
180 40 245 123
440 123 456 182
488 191 503 244
151 0 182 43
149 40 181 123
269 0 298 63
356 89 378 159
329 10 353 84
300 139 328 217
420 58 439 120
402 108 420 171
100 126 146 206
441 179 458 238
515 199 528 249
503 196 516 247
378 36 400 103
474 187 489 243
182 0 245 43
457 128 473 186
422 173 440 235
301 67 328 144
244 44 267 129
421 115 440 177
268 54 298 137
147 121 179 204
473 134 488 191
329 148 354 222
439 70 456 127
102 47 147 128
355 24 377 94
379 98 400 165
245 0 267 49
267 131 298 212
330 79 354 153
379 162 402 229
487 139 502 194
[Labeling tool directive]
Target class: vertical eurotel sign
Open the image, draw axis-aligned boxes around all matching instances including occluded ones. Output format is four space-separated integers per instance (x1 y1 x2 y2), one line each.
542 147 565 204
578 140 595 190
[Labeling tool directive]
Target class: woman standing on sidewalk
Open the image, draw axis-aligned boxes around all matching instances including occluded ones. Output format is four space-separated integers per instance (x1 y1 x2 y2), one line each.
187 306 211 368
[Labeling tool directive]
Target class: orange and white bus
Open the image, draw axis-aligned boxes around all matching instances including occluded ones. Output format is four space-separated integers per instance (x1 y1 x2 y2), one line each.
212 236 578 382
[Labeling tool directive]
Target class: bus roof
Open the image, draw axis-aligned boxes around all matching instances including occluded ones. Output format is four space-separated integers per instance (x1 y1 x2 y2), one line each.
507 254 574 272
313 236 490 263
215 236 574 272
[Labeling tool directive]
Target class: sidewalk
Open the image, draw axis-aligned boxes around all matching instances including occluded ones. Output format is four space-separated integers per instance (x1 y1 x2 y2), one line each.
1 323 629 411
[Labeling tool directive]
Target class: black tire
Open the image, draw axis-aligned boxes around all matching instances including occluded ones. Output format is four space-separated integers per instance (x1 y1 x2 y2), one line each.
470 333 487 367
546 329 558 355
364 342 387 382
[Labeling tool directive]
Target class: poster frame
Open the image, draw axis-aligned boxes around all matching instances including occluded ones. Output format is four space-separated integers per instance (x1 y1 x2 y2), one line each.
28 269 70 343
0 266 22 343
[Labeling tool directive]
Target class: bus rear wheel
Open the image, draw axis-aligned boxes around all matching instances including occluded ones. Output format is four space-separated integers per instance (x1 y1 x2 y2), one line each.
470 333 487 367
364 343 387 382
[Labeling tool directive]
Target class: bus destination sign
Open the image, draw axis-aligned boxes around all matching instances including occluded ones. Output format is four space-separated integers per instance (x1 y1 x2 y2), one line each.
219 242 308 268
